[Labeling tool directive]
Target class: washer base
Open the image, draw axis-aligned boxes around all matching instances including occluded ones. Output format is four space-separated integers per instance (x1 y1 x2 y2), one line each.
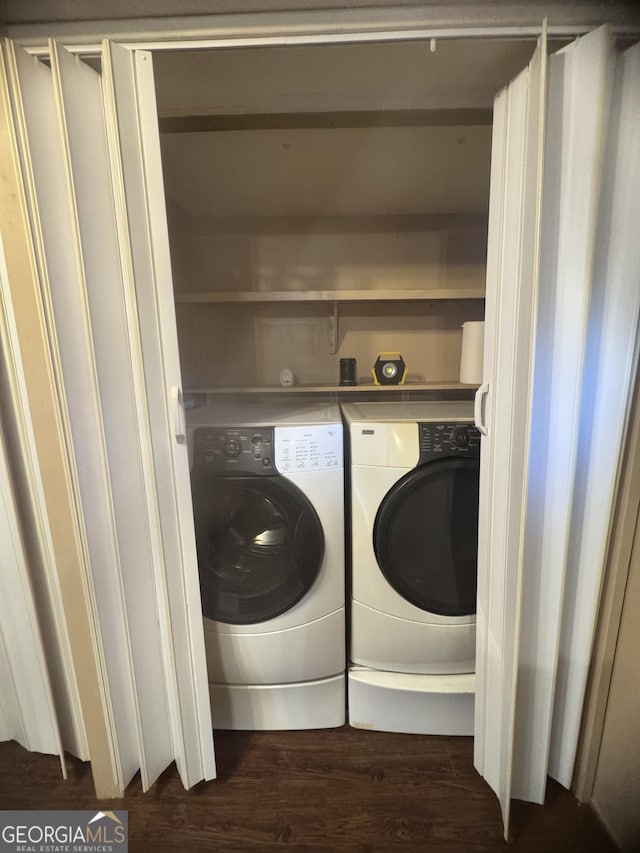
205 607 345 684
210 673 346 730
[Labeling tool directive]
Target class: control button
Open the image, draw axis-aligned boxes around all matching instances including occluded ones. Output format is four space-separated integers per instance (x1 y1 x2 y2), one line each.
450 427 471 449
252 434 264 445
223 437 242 458
262 458 271 466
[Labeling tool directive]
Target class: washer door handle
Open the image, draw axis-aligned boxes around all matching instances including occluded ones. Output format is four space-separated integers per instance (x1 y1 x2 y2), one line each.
474 381 490 435
171 386 186 443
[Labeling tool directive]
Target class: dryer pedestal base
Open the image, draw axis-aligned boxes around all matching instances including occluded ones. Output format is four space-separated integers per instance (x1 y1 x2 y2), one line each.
351 600 475 674
348 667 474 736
210 673 345 730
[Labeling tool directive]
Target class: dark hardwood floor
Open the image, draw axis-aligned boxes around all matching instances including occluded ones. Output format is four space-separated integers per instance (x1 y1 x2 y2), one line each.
0 728 616 852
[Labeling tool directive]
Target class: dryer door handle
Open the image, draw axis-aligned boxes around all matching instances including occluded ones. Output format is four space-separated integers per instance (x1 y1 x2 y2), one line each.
474 381 490 436
171 385 186 443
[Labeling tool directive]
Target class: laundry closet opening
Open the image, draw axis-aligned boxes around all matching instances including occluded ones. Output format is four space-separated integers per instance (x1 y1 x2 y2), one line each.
153 37 537 402
151 36 537 734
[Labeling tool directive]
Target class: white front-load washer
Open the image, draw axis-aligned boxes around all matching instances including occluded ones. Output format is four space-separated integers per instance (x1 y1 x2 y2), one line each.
187 401 345 730
342 401 480 735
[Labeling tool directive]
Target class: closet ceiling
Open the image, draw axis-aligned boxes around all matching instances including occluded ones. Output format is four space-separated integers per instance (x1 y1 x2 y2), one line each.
4 1 639 26
153 39 536 117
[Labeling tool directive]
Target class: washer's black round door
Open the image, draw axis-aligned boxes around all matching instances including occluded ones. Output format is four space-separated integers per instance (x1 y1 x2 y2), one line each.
373 457 479 617
191 474 324 625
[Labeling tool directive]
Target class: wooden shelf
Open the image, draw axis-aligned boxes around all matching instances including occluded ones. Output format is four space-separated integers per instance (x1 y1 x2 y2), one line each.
185 382 477 395
175 288 485 304
159 109 493 135
184 212 489 236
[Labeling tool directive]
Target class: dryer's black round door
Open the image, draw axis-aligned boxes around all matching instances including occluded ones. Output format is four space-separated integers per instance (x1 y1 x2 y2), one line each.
191 474 324 625
373 457 479 617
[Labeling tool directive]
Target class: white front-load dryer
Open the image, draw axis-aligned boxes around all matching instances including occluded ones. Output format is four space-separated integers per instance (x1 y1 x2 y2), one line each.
188 402 345 730
342 401 480 735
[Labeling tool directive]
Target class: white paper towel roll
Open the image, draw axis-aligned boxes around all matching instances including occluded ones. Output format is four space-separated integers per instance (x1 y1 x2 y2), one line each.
459 321 485 385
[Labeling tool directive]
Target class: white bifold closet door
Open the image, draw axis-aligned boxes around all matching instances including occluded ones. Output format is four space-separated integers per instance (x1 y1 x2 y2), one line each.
5 39 215 794
473 26 547 839
0 45 95 771
0 420 62 766
546 34 640 790
0 254 63 768
514 25 615 803
475 25 640 837
100 40 216 792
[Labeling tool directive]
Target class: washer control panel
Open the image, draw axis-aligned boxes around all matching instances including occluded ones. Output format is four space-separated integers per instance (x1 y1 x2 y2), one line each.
193 427 275 474
274 425 343 473
418 422 481 463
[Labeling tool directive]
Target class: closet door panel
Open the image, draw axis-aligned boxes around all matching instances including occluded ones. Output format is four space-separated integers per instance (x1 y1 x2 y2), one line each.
548 37 640 787
0 42 118 795
51 41 175 789
514 26 615 803
0 382 62 760
103 41 215 788
0 213 87 762
474 31 547 836
7 42 139 789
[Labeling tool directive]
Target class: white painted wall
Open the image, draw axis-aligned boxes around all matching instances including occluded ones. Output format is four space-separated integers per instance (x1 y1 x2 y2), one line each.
592 516 640 851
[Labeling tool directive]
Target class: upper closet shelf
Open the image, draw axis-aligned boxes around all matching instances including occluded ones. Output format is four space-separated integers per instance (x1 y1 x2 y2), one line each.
174 287 485 304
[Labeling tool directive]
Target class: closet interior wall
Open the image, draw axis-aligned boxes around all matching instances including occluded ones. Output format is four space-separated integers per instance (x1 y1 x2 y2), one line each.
154 38 538 402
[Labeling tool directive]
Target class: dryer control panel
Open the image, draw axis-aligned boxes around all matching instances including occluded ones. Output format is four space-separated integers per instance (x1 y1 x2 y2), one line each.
418 422 481 464
193 427 276 475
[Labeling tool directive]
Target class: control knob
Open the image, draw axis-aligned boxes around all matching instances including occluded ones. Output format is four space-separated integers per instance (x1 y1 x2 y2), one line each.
223 436 242 458
450 427 471 449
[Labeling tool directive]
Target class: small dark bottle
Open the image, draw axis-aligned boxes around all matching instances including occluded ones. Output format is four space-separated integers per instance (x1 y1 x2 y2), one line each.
339 357 357 386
